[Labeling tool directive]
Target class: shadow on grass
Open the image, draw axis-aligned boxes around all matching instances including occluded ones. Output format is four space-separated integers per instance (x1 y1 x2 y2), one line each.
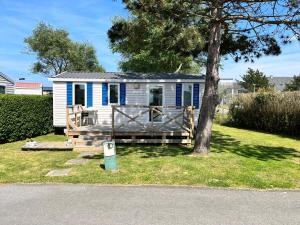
83 154 103 160
117 144 193 158
211 131 300 161
82 131 299 161
83 145 193 159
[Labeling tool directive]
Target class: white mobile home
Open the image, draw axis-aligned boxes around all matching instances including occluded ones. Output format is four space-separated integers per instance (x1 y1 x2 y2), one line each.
0 72 14 94
50 72 205 144
15 82 43 95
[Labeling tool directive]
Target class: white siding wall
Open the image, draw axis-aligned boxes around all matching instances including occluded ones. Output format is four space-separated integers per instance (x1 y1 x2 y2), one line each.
95 83 148 126
52 81 205 127
15 88 42 95
95 82 204 126
0 76 14 94
53 82 67 127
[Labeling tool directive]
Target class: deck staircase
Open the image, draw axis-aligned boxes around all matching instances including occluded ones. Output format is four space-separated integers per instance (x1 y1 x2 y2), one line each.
70 131 111 150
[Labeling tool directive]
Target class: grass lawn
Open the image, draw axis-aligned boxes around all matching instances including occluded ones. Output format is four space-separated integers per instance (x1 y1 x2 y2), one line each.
0 124 299 189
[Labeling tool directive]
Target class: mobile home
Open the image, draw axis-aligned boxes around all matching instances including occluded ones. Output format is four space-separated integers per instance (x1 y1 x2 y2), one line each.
0 72 14 94
50 72 205 145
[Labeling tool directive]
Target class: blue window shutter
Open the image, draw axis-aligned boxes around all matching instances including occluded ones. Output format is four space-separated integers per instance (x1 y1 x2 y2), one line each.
193 83 200 109
102 83 108 106
67 82 73 106
87 83 93 107
120 83 126 105
176 83 182 106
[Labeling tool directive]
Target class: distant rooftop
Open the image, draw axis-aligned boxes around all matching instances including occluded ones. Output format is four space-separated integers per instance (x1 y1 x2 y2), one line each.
15 82 42 89
268 76 293 91
52 71 206 80
0 72 14 84
42 86 53 91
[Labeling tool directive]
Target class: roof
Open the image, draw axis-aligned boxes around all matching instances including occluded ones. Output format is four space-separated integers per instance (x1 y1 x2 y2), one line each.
15 82 42 89
0 72 14 84
51 71 205 80
268 76 293 91
42 86 53 91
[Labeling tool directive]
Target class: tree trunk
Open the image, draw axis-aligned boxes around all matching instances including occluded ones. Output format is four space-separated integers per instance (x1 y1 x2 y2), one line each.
193 5 222 155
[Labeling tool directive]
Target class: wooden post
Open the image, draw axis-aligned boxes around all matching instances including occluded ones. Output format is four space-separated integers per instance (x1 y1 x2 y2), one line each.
187 106 195 138
192 107 195 138
75 112 78 127
112 106 115 139
66 107 70 136
131 135 136 145
162 134 167 146
150 106 154 136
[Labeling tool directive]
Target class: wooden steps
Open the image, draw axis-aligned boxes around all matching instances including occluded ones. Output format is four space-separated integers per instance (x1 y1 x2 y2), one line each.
72 134 110 149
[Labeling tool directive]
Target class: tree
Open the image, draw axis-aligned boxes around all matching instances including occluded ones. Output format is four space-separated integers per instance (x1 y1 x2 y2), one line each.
25 23 105 76
240 68 270 92
284 75 300 91
108 8 204 73
69 43 105 72
121 0 300 155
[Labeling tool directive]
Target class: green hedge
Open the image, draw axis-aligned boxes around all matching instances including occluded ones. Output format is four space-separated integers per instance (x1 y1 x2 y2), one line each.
0 95 53 143
229 92 300 136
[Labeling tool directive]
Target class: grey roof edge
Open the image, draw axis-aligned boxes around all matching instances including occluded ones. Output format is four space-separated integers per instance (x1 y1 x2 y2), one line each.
51 71 206 80
0 72 15 84
53 71 67 78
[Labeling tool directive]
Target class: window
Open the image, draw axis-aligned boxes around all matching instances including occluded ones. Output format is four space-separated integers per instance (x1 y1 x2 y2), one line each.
183 84 192 106
74 84 85 106
109 84 119 104
0 86 5 94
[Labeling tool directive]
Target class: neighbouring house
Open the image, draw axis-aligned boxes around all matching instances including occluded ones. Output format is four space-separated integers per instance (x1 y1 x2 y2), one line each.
15 82 43 95
218 78 244 104
42 86 53 95
0 72 14 94
268 76 293 92
219 78 244 95
49 72 205 145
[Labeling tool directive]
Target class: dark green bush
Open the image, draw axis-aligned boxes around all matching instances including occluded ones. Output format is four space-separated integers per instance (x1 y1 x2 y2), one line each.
0 95 53 143
229 92 300 136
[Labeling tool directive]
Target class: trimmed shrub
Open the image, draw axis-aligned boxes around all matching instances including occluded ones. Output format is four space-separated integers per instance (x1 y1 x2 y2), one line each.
229 91 300 136
0 95 53 143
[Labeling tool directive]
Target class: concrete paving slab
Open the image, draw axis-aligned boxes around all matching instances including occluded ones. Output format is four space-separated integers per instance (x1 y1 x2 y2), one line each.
65 159 89 165
22 142 73 151
45 169 71 177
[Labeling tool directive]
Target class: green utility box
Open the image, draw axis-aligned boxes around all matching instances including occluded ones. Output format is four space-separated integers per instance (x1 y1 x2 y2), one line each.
103 141 118 171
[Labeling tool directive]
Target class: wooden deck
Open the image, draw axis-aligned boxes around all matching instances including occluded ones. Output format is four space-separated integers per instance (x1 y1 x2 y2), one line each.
66 105 195 145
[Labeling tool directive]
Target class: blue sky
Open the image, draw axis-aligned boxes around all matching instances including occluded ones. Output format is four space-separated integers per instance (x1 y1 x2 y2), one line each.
0 0 299 86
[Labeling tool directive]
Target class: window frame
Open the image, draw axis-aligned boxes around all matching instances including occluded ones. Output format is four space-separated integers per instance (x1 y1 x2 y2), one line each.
0 85 6 94
182 83 193 106
108 83 120 105
72 83 87 107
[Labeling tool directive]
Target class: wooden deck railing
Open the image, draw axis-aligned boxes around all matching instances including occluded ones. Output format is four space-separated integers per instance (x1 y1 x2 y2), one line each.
66 105 195 139
111 105 195 138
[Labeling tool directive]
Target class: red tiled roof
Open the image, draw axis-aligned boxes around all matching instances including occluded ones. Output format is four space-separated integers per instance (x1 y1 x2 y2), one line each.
15 82 42 89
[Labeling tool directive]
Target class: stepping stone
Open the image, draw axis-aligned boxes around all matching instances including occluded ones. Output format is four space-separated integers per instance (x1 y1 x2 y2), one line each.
65 158 89 165
46 168 71 177
78 152 96 159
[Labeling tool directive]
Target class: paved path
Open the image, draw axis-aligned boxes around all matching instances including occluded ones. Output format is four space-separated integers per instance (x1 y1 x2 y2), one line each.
0 184 299 225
